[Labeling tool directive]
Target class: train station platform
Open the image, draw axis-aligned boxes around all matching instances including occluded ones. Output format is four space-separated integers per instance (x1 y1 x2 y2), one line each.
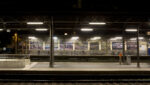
0 62 150 71
1 62 150 81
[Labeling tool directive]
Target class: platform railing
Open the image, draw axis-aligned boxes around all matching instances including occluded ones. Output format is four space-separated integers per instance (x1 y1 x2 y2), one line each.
0 54 30 59
28 50 146 56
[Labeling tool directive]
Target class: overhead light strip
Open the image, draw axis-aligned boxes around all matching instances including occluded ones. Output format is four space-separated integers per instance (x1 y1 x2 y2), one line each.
27 22 43 25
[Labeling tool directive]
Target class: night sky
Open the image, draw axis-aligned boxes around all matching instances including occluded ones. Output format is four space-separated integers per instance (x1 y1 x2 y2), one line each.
0 0 150 13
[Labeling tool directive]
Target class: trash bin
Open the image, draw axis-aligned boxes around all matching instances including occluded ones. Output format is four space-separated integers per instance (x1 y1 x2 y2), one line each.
126 55 131 65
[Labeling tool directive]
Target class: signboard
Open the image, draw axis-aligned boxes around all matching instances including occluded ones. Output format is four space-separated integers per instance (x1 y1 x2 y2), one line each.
112 42 123 50
45 43 50 50
75 42 88 50
127 42 137 50
65 42 73 50
90 42 99 50
30 41 43 50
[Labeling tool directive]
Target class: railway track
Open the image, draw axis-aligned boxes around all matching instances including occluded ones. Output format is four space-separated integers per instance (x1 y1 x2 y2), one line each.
0 80 150 85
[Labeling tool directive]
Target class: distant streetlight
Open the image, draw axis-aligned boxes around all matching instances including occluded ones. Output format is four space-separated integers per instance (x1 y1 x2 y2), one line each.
89 22 106 25
6 29 11 32
35 28 48 31
3 47 6 51
27 22 43 25
0 29 3 31
125 29 137 32
81 28 93 32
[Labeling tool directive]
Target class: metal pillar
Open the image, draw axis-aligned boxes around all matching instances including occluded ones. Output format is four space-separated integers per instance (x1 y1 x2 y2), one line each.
146 38 149 56
26 40 28 54
22 42 23 54
28 39 30 54
137 26 140 68
49 16 54 68
122 30 125 63
106 40 108 55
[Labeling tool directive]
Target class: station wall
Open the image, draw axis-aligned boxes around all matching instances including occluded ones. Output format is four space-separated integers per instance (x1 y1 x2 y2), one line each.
19 37 148 56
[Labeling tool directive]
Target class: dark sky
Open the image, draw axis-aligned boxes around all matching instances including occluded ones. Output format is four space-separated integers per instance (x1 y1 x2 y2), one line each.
0 0 150 12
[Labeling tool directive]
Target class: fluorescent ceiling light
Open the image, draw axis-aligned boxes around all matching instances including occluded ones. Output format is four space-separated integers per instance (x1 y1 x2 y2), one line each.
35 28 48 31
81 28 93 31
27 22 43 25
125 29 137 32
89 22 106 25
64 33 68 35
6 29 11 32
0 29 3 31
130 37 144 40
91 37 101 40
71 36 79 40
115 37 122 39
139 37 144 39
53 37 58 40
110 37 122 40
130 38 136 41
110 38 117 41
28 36 37 40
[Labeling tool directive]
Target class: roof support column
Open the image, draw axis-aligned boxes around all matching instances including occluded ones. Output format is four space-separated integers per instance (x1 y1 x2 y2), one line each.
137 25 140 68
49 16 54 68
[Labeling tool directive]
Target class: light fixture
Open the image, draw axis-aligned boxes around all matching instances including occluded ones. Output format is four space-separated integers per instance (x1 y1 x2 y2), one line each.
28 36 37 40
0 29 3 31
130 37 144 40
89 22 106 25
115 37 122 39
6 29 11 32
110 37 122 40
64 33 68 35
3 47 6 51
125 29 137 32
27 22 43 25
81 28 93 31
139 37 144 39
110 38 117 41
71 36 79 40
35 28 48 31
53 37 58 40
91 37 101 40
130 38 136 41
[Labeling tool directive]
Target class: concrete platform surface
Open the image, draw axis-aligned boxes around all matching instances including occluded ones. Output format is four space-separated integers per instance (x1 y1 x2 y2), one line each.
0 62 150 71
